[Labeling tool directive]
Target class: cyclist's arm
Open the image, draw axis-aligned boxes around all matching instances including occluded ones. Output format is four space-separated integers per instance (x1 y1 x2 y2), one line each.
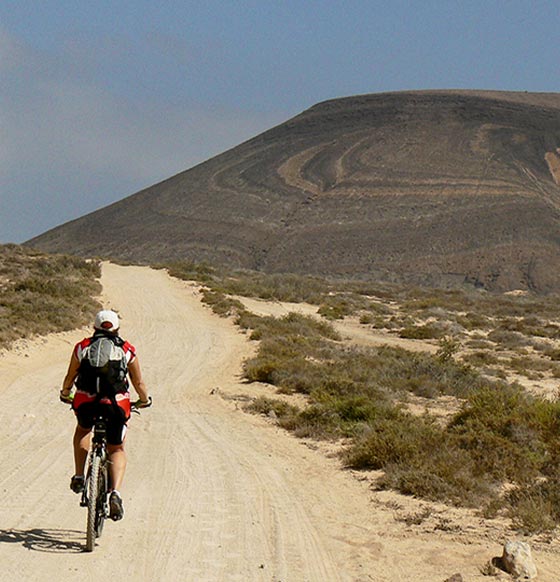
61 352 80 397
128 357 149 403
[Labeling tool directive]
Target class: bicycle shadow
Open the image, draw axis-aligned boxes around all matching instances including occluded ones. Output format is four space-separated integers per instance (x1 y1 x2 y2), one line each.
0 528 84 553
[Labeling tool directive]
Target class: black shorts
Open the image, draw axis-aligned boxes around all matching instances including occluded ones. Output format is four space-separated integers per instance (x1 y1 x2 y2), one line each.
75 402 128 445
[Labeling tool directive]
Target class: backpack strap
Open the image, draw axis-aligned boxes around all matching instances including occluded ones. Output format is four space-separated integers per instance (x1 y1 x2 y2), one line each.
91 330 125 347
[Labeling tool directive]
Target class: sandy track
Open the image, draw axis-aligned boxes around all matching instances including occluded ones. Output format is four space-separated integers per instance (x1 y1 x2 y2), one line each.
1 263 559 581
234 296 438 353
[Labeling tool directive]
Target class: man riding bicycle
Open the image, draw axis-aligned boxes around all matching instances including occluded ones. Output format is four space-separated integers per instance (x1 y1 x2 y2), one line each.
60 309 151 521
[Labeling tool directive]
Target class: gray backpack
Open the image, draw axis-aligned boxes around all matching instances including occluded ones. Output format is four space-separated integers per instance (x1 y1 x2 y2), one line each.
77 335 128 399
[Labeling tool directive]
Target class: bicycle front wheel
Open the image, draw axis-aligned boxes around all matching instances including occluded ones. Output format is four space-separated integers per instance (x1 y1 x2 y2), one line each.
86 454 103 552
96 460 108 539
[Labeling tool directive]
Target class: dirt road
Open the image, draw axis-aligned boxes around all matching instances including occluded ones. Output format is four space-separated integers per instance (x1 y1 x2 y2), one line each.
1 264 558 581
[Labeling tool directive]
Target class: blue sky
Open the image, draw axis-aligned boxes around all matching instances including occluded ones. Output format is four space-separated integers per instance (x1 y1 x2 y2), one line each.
2 1 559 242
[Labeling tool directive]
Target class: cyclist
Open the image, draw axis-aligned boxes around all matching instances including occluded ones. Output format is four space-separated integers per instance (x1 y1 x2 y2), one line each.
60 309 151 521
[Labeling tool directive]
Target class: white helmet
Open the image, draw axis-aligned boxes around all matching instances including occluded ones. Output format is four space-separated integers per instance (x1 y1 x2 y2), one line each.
94 309 120 332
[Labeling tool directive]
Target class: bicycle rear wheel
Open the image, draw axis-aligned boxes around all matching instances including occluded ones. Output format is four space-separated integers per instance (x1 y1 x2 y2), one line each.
85 454 105 551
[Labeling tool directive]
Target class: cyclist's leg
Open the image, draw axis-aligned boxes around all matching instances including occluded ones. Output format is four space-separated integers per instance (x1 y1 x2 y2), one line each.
73 399 96 476
73 424 92 476
105 402 129 491
107 437 126 521
107 442 127 491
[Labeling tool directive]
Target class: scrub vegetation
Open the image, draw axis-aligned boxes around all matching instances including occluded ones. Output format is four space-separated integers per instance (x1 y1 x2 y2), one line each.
0 244 101 349
169 259 560 533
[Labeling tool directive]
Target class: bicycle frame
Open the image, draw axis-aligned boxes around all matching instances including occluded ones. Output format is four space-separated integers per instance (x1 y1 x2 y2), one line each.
74 404 142 551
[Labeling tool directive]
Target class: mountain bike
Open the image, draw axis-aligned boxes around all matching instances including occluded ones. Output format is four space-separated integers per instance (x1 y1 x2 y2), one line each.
61 394 151 551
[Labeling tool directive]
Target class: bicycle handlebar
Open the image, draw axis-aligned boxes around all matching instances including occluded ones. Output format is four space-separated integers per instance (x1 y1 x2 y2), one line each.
59 390 74 405
131 396 153 411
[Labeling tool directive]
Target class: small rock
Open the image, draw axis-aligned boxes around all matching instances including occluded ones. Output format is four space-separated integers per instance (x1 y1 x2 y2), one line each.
444 574 463 582
501 540 537 580
268 409 278 420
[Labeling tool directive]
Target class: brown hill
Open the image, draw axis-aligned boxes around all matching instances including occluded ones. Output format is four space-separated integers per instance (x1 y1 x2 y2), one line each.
28 90 560 292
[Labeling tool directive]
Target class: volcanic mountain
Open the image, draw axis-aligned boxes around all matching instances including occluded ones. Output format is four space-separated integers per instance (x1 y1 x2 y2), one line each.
28 90 560 292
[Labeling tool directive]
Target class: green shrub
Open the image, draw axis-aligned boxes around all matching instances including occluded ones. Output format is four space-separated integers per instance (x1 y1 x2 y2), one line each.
345 411 439 469
461 351 499 367
341 382 560 517
244 396 301 430
241 308 560 529
242 312 341 342
507 355 552 378
379 452 495 507
494 316 560 339
166 260 217 283
317 294 369 320
466 337 494 349
449 385 560 483
399 323 446 340
345 410 495 506
544 347 560 361
200 289 245 316
0 245 101 348
455 312 492 330
359 313 374 324
506 479 560 533
217 271 329 303
487 329 533 349
435 336 461 363
317 299 351 320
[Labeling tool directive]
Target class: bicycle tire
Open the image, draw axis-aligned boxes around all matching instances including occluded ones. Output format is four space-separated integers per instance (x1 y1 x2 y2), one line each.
86 454 102 551
96 461 108 539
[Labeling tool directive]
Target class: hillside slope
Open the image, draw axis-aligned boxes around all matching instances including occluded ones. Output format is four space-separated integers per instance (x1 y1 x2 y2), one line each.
28 90 560 292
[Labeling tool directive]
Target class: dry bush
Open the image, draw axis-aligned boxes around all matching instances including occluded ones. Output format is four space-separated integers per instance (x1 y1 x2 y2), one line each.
542 346 560 361
244 396 301 431
166 260 217 283
461 351 499 367
359 313 375 324
317 294 369 320
399 322 447 340
496 316 560 339
506 484 559 533
465 337 494 349
0 245 101 348
449 385 560 483
455 312 493 330
487 329 533 350
218 271 328 303
343 383 560 520
507 355 553 378
200 289 245 316
345 410 496 506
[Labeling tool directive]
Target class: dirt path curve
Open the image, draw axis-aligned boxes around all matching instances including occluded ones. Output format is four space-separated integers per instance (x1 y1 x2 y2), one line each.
235 296 438 353
1 263 558 581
